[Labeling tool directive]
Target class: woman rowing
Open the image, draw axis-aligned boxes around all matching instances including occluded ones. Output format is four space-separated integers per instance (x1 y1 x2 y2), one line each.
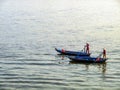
103 48 106 59
84 43 90 54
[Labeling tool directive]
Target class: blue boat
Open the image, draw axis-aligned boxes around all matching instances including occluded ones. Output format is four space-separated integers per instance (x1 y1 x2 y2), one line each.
68 56 107 63
55 48 90 56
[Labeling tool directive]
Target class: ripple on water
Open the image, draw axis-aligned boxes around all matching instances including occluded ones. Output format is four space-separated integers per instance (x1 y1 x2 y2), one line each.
0 0 120 89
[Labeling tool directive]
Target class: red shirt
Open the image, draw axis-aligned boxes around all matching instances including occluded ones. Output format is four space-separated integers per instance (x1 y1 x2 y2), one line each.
86 43 89 49
103 49 106 54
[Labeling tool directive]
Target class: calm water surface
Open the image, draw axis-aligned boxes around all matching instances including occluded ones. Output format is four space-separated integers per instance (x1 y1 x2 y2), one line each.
0 0 120 90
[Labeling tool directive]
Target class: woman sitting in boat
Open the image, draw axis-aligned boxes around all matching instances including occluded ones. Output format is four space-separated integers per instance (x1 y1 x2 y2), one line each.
96 48 107 61
62 49 66 53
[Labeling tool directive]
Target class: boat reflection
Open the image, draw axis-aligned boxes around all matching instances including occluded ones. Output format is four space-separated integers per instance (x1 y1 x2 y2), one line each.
55 54 107 74
55 54 67 60
69 60 107 74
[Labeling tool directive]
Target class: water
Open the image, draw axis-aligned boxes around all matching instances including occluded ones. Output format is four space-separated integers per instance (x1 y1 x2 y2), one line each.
0 0 120 90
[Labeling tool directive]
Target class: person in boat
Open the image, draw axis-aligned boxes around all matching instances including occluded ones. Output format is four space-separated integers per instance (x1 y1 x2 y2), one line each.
85 43 90 54
83 45 86 53
103 48 106 59
62 49 65 53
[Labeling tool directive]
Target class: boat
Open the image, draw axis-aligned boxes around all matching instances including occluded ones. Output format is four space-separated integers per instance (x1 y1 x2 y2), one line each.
68 56 107 63
55 48 90 56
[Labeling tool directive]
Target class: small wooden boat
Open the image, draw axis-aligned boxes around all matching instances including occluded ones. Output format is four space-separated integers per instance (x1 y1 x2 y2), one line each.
55 48 90 56
68 56 107 63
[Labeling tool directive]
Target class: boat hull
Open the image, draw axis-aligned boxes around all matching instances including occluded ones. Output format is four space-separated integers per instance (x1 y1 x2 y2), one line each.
55 48 90 56
68 56 107 63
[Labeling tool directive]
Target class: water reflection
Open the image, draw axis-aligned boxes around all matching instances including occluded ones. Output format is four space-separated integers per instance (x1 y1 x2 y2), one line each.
56 54 107 74
69 61 107 74
55 54 66 60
